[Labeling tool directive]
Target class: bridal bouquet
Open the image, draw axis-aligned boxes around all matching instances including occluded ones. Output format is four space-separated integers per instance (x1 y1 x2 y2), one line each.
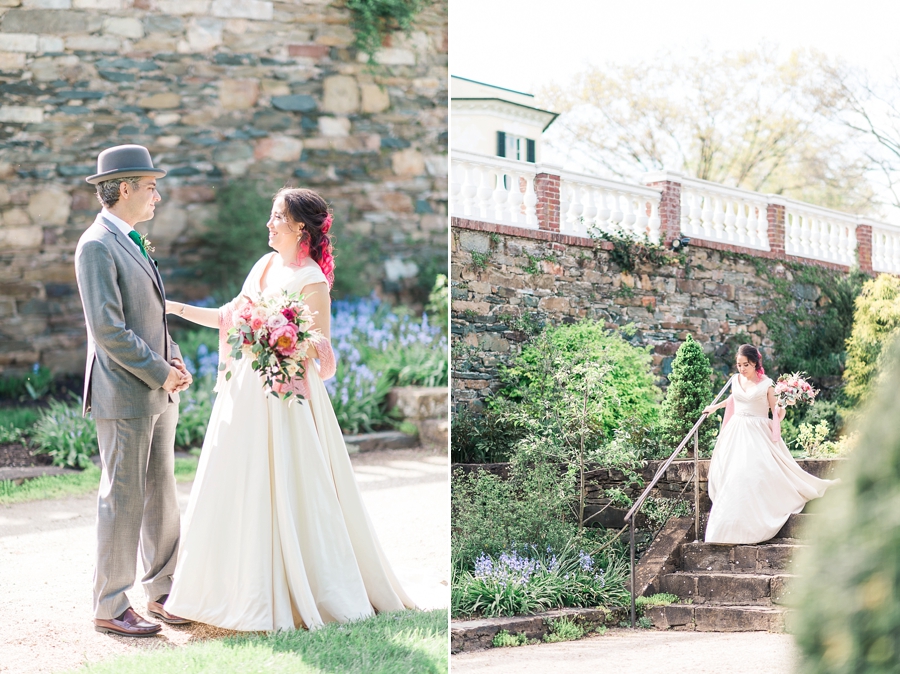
221 291 322 400
774 372 817 408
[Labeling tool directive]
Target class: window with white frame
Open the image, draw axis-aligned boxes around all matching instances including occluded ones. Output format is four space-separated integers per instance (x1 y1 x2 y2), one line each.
496 131 535 163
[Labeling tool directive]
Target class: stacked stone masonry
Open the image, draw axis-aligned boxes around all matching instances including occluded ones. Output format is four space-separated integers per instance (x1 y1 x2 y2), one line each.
0 0 448 375
451 216 855 411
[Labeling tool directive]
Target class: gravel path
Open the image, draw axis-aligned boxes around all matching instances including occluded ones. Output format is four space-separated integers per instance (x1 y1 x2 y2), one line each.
452 629 798 673
0 447 448 674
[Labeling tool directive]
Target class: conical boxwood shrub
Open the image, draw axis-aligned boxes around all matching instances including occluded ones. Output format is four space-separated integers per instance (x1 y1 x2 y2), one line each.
659 335 715 454
793 340 900 673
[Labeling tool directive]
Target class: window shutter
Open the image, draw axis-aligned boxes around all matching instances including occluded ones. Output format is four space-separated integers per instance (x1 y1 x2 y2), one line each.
526 138 536 163
497 131 506 157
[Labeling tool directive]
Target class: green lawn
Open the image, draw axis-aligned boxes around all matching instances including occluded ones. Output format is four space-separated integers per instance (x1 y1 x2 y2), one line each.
65 609 448 674
0 457 199 505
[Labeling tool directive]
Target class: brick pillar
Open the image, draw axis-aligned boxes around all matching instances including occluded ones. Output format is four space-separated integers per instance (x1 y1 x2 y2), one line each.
767 203 785 256
857 223 873 273
534 172 560 232
646 180 682 244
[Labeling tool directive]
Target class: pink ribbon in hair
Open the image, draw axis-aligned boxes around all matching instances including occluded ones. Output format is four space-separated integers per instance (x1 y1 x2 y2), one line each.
321 213 333 234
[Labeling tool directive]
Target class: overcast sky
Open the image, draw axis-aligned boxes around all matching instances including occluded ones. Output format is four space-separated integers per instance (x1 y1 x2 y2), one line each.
450 0 900 95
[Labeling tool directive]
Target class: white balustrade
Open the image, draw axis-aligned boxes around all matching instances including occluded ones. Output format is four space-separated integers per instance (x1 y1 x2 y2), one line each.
677 179 770 251
870 223 900 274
781 199 857 266
450 150 538 229
559 172 661 243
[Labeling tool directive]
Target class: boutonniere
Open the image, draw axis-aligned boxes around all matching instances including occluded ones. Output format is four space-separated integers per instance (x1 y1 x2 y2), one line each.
138 232 155 254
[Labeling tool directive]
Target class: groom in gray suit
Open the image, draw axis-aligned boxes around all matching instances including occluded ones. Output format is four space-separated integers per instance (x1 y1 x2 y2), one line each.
75 145 193 637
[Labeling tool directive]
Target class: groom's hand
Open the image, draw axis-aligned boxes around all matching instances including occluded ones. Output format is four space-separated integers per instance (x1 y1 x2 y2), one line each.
170 358 192 392
162 361 190 393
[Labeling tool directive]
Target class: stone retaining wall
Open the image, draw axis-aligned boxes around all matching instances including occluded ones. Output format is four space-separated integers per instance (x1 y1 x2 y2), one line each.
451 217 844 412
0 0 448 376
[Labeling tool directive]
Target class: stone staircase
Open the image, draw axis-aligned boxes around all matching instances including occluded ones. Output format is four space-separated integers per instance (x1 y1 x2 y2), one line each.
644 513 812 632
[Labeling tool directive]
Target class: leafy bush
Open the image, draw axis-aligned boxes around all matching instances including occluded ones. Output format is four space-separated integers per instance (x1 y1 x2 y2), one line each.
193 183 273 295
0 364 54 401
642 497 693 532
450 403 521 464
0 424 26 444
659 335 715 455
175 375 215 449
843 274 900 405
501 321 660 440
793 341 900 673
426 274 449 334
543 617 585 643
0 407 41 430
32 397 97 469
452 546 629 619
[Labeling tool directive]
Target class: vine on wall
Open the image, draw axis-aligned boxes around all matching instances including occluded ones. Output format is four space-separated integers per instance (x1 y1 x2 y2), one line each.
346 0 424 61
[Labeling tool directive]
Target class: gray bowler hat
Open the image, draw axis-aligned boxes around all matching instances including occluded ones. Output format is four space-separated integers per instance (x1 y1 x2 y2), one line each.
85 144 167 185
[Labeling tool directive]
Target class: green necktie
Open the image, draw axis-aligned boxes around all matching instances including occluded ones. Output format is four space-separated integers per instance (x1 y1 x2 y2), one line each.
127 230 148 260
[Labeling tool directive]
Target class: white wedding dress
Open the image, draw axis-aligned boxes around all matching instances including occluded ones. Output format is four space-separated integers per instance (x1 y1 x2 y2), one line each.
166 254 415 631
704 376 833 545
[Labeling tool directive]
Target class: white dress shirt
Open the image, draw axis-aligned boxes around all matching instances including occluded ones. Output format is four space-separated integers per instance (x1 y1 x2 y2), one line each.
101 208 142 253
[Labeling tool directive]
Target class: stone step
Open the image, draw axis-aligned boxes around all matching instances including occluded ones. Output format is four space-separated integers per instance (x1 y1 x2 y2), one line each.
645 603 787 632
682 541 804 574
660 572 794 605
773 513 814 539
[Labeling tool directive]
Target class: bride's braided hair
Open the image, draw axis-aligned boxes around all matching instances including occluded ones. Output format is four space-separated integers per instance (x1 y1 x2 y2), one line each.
737 343 765 376
277 187 335 287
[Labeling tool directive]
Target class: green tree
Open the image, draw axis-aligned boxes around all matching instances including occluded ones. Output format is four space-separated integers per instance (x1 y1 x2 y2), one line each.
501 321 660 438
843 274 900 405
659 335 715 455
793 340 900 673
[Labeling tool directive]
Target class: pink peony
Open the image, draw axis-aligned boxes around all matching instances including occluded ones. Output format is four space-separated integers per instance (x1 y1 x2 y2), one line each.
268 323 299 356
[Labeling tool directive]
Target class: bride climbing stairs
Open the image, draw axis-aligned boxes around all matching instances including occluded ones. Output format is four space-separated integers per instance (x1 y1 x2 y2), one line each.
643 513 813 632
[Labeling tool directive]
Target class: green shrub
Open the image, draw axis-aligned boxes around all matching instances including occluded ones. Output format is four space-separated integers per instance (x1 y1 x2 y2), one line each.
642 497 693 532
501 321 660 440
543 617 584 643
659 335 715 455
450 403 521 464
492 630 530 648
175 375 214 449
0 407 41 430
793 340 900 673
0 365 54 401
193 182 273 295
426 274 449 335
32 398 97 469
843 274 900 405
0 424 26 443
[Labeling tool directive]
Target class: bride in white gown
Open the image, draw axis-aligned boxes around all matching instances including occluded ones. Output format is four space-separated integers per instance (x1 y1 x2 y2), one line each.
701 344 833 545
161 187 415 631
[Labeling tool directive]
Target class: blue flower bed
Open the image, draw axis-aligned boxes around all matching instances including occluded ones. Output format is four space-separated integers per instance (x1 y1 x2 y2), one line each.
176 296 447 436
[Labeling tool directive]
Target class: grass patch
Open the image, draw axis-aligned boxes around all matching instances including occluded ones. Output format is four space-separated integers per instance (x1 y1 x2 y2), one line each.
65 609 447 674
492 630 531 648
635 592 680 614
0 458 199 506
542 617 584 643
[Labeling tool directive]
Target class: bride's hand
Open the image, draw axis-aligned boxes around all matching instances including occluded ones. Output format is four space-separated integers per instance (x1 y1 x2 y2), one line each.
702 405 715 415
165 300 173 314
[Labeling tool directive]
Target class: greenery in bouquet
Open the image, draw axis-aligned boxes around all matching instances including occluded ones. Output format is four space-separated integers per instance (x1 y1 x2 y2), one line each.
223 291 322 401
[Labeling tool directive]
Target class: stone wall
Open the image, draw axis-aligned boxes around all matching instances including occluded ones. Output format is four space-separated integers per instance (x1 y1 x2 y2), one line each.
0 0 448 376
451 217 844 412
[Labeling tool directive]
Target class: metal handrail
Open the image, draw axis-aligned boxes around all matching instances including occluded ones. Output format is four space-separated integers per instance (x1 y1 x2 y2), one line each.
623 376 734 628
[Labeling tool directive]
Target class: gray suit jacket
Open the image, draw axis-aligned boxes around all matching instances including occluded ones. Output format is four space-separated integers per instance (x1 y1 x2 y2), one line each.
74 215 181 419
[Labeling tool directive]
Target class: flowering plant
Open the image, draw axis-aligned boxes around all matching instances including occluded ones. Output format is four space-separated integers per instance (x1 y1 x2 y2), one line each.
774 372 817 408
221 290 322 400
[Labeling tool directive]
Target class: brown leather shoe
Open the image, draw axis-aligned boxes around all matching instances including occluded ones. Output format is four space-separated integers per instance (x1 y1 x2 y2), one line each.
94 608 161 637
147 595 192 625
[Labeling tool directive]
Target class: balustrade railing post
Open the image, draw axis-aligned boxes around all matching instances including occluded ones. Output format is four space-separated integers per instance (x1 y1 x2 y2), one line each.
630 517 636 628
694 430 700 542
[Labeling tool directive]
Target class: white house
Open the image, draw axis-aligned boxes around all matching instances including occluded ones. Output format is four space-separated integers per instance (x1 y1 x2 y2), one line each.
450 76 559 164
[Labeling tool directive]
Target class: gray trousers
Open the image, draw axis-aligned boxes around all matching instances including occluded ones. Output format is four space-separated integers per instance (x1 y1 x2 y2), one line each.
93 402 180 619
